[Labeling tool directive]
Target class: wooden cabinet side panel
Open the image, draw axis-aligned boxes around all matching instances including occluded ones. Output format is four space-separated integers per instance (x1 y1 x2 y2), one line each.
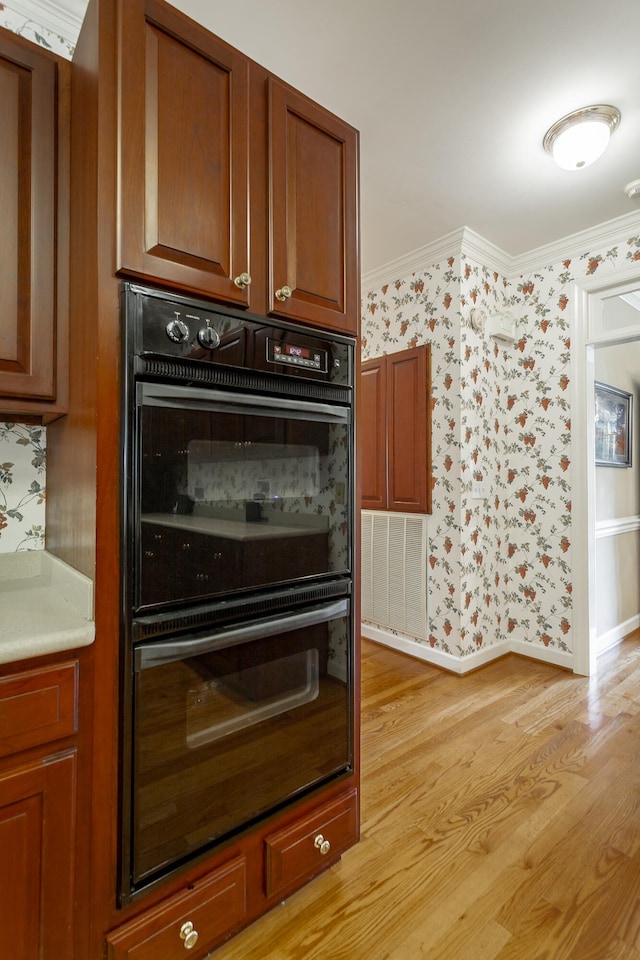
268 78 359 334
387 345 430 513
0 30 56 401
118 0 250 305
360 358 387 509
0 752 76 959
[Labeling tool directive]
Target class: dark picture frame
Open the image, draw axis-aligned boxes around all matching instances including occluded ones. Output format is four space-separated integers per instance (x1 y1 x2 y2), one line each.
595 381 633 467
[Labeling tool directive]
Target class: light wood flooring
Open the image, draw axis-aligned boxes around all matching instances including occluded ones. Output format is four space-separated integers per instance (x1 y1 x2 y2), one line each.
212 633 640 959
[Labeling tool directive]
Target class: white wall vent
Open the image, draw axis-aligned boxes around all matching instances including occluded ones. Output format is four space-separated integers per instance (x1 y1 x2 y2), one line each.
361 510 428 640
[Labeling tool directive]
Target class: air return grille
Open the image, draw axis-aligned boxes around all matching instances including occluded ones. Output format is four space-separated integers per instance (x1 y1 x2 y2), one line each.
361 510 428 639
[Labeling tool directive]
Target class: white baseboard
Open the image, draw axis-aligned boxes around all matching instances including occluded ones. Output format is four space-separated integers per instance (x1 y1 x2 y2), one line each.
361 623 510 674
362 623 576 673
596 614 640 657
509 638 574 670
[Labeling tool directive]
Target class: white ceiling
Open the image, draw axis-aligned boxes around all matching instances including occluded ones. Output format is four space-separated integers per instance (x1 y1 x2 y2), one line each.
41 0 640 275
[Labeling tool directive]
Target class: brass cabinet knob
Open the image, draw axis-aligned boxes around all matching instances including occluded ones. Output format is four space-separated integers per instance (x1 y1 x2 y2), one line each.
234 271 252 289
275 284 292 302
179 920 199 950
314 833 331 856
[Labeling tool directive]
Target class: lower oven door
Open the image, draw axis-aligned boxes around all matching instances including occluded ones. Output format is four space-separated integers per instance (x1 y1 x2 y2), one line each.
123 597 353 895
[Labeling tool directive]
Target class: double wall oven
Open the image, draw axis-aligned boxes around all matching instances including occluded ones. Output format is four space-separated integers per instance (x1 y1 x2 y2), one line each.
119 283 356 901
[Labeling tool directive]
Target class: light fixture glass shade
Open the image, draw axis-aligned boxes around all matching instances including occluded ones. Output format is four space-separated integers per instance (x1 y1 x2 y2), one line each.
543 105 620 171
552 119 610 170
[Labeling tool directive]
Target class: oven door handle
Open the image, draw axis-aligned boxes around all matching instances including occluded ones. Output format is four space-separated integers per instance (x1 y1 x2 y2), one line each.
138 382 350 423
134 598 350 671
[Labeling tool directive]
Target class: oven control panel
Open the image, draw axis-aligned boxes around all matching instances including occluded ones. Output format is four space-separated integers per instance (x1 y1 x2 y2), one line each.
267 339 327 373
125 283 353 389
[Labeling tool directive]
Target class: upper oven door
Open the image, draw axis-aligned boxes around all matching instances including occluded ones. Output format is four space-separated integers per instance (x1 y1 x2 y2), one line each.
130 382 353 612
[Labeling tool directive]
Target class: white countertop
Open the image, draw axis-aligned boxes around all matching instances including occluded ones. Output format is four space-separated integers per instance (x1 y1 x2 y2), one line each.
142 512 328 541
0 551 95 666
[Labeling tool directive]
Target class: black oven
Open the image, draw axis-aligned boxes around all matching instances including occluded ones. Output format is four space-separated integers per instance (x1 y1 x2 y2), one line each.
118 284 355 900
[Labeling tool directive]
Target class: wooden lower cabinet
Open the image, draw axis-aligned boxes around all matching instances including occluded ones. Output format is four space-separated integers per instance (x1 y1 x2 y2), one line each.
107 787 358 959
265 787 358 899
0 661 78 758
107 857 247 960
0 751 77 960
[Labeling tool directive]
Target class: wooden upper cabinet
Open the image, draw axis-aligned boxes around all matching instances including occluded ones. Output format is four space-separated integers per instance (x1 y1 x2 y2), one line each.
387 346 430 513
0 28 69 417
361 345 431 514
361 357 387 509
117 0 251 307
268 80 359 334
116 0 359 334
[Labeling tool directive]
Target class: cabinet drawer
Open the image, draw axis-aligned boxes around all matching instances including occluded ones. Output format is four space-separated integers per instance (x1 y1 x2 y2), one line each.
107 856 246 960
0 661 78 758
265 787 358 898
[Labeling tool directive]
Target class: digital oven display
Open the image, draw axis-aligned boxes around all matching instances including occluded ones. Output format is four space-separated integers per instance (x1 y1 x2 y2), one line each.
268 339 327 372
284 344 310 359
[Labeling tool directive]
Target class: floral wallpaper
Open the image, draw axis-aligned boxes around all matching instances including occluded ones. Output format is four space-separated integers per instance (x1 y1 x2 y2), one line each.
0 423 46 552
0 3 74 58
362 230 640 662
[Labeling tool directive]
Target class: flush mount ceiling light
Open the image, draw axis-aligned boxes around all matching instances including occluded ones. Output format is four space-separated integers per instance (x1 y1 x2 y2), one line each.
543 105 621 171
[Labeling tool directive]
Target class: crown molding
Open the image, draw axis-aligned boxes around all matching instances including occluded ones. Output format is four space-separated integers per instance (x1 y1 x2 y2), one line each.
15 0 84 48
360 227 511 292
509 209 640 276
362 210 640 294
457 227 511 277
361 227 467 292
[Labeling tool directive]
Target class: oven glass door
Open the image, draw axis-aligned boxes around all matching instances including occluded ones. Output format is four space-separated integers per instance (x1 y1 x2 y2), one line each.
134 382 352 611
127 598 352 890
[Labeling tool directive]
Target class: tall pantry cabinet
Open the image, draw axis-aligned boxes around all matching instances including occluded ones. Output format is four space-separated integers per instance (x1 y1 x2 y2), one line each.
45 1 360 957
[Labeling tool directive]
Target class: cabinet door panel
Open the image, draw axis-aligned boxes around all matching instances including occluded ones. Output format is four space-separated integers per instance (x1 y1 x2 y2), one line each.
269 79 359 334
361 358 387 509
388 346 430 513
118 0 250 305
0 752 76 960
0 32 56 400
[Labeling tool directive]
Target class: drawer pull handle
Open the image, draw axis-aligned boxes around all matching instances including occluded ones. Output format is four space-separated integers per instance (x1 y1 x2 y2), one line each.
275 284 292 302
179 920 199 950
234 271 252 289
314 833 331 856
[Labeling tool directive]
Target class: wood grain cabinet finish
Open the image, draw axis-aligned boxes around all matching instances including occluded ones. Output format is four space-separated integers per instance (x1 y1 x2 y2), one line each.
106 856 246 960
361 345 432 514
265 787 358 899
0 750 76 960
0 660 78 759
268 79 359 334
118 0 251 309
0 27 69 420
360 356 388 509
116 0 359 335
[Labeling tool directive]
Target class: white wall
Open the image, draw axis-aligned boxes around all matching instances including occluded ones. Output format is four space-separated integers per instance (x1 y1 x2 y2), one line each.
594 334 640 643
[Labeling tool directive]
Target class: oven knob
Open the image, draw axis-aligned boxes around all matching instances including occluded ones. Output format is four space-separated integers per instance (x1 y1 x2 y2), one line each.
166 317 189 343
197 324 221 350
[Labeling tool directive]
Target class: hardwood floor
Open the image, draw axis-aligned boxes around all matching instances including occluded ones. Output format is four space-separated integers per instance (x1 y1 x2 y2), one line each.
212 634 640 959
